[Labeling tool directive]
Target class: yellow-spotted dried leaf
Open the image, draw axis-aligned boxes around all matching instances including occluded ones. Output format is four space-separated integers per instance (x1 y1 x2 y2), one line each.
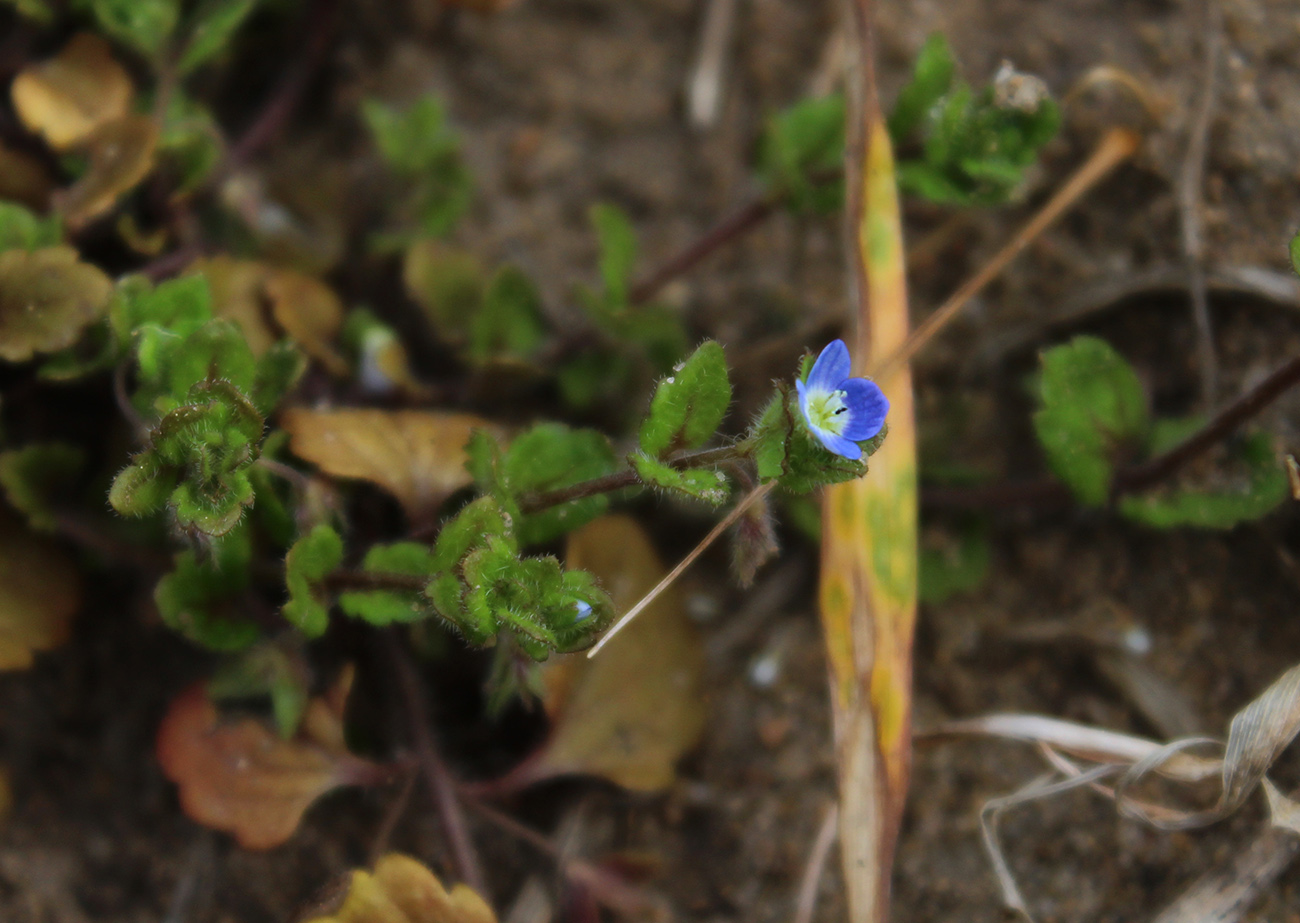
282 409 503 524
156 668 389 849
0 246 112 362
508 515 705 792
10 33 133 151
0 511 79 670
819 106 917 921
305 854 497 923
57 113 159 229
263 267 349 375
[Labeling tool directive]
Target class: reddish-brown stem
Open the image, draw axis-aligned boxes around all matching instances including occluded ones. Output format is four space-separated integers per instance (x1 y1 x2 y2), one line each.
226 0 337 170
1113 355 1300 495
385 634 487 894
923 353 1300 512
628 197 777 305
517 442 751 514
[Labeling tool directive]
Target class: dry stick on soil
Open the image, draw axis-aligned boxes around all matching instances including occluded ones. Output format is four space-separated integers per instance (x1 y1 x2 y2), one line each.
686 0 739 129
1179 0 1224 409
628 197 778 306
869 126 1141 382
385 633 488 894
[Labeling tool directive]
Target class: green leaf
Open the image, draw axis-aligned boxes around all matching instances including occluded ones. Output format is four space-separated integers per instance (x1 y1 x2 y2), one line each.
639 339 731 458
630 453 729 506
402 241 484 347
208 642 309 739
155 90 223 195
1119 431 1289 529
155 527 259 651
2 0 55 24
112 379 265 536
283 524 344 638
109 451 178 517
500 424 618 546
0 443 84 532
431 496 516 573
85 0 181 58
0 202 62 253
589 203 637 314
757 94 846 214
469 265 547 363
363 95 471 240
1033 335 1149 506
338 541 437 626
178 0 259 73
1290 231 1300 277
918 525 990 604
556 350 632 410
887 33 956 141
750 388 874 493
250 340 306 416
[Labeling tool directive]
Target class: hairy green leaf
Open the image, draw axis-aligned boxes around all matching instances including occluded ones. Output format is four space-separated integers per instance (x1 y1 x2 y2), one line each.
758 94 846 214
338 542 437 626
501 424 617 546
283 524 344 638
630 453 729 506
1033 335 1148 506
639 339 731 458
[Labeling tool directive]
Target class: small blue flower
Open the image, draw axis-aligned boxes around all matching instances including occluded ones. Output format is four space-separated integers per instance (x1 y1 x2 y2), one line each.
573 600 593 622
795 339 889 460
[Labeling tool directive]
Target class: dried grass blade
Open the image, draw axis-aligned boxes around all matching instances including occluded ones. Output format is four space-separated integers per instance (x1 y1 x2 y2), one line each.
921 714 1221 782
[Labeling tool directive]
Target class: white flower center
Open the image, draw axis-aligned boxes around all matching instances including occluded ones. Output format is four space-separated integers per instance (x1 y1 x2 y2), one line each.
807 388 849 435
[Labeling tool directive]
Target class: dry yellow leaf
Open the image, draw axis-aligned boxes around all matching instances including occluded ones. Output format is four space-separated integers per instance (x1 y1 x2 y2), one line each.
0 510 79 670
193 255 277 354
0 246 113 363
305 854 497 923
11 33 133 151
515 515 706 792
57 113 159 229
263 267 350 375
281 409 502 524
0 142 55 210
194 258 351 373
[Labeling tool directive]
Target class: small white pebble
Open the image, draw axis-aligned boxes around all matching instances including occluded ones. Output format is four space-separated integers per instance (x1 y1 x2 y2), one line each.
749 653 780 688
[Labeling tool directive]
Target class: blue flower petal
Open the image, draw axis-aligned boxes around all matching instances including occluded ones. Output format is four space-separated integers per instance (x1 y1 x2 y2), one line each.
807 339 851 393
795 377 809 421
838 378 889 440
816 430 862 460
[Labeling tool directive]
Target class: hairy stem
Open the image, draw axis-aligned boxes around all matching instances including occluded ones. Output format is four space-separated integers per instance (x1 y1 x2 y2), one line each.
517 441 754 514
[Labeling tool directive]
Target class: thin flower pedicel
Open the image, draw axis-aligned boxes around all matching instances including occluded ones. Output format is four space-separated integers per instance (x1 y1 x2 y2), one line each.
796 339 889 460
